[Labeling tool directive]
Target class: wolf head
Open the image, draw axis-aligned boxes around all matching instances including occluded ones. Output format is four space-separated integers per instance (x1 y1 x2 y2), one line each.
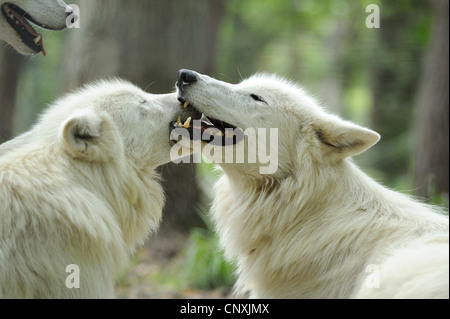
174 70 380 177
24 79 184 168
0 0 74 55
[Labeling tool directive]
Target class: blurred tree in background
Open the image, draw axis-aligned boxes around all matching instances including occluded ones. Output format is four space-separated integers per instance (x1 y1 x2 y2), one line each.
413 0 449 199
0 50 24 142
0 0 448 294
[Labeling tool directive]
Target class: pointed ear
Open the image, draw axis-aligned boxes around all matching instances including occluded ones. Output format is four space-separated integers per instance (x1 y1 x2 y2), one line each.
60 109 117 162
312 115 380 159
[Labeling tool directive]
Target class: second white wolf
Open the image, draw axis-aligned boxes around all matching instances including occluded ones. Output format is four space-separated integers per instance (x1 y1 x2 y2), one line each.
173 69 449 299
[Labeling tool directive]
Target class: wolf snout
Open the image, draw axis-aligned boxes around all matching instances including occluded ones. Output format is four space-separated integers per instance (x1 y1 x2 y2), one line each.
177 69 198 89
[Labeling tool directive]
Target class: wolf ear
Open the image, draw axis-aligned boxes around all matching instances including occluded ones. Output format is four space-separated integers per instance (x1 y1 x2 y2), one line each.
60 109 116 162
312 115 380 159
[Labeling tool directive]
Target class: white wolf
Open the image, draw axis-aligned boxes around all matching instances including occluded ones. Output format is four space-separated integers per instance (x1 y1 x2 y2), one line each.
0 0 73 55
173 69 449 299
0 79 187 298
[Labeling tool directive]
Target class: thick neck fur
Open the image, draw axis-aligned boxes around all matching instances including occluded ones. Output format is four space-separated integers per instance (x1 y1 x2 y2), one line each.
212 159 448 298
58 149 165 252
1 142 164 255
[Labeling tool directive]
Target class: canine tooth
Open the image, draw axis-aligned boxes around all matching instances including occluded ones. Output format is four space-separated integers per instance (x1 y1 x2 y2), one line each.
177 116 181 125
184 117 192 128
183 101 190 109
34 35 42 44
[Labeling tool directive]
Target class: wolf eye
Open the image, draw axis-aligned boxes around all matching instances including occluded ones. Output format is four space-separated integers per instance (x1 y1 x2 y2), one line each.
250 94 265 103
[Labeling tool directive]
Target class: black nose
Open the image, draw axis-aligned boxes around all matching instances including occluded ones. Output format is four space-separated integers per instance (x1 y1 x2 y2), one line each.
66 7 78 25
177 69 198 88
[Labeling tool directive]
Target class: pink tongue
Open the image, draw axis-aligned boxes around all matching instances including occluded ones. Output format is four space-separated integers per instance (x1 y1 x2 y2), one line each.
11 8 46 56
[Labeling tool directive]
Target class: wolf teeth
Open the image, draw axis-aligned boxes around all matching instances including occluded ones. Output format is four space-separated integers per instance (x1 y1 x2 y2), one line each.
183 117 192 128
4 4 15 20
183 101 190 109
4 4 14 19
34 35 42 44
176 116 192 128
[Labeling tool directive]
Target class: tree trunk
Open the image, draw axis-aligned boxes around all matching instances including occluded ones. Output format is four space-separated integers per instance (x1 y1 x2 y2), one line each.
413 0 449 199
0 49 25 144
61 0 225 232
368 0 428 185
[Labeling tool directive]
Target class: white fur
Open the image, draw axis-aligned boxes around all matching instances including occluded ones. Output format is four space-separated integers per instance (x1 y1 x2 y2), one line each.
178 71 449 299
0 0 69 54
0 79 182 298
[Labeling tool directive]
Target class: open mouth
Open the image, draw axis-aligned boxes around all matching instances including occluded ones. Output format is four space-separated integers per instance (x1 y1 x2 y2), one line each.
170 98 243 146
1 3 47 55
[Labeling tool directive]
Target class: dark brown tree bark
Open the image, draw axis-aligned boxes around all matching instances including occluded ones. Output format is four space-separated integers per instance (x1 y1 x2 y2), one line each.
413 0 449 199
61 0 225 231
0 49 25 144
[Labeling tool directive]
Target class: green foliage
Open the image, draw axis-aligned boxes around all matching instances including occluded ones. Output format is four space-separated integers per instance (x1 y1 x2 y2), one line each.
178 163 234 290
196 160 223 183
183 227 235 290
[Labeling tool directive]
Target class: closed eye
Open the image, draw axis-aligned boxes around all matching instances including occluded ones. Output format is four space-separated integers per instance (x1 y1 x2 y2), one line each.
250 94 266 103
